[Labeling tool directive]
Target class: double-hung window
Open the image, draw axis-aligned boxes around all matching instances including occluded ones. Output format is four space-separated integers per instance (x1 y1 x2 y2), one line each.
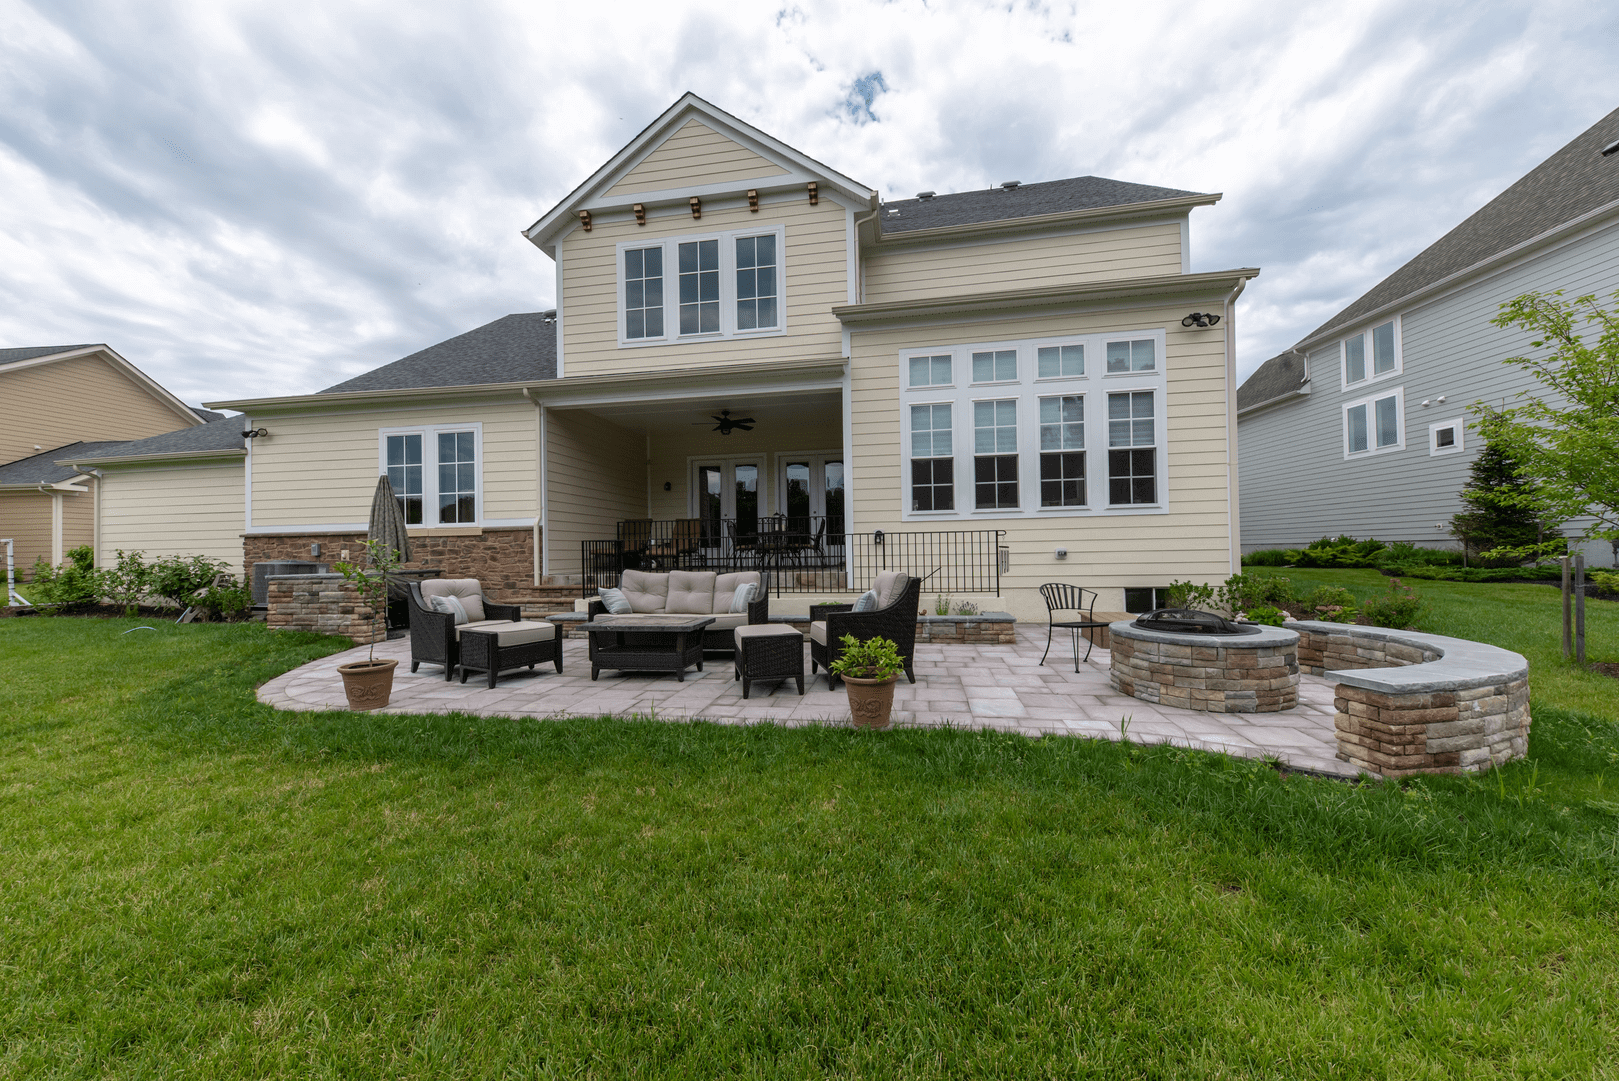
910 404 954 511
619 225 786 344
1107 391 1157 505
1039 395 1085 506
974 400 1018 509
380 424 481 526
1343 387 1403 458
1342 319 1399 387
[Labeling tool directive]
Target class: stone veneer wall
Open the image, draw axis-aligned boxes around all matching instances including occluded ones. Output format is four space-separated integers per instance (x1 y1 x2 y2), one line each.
1109 633 1299 713
1287 623 1531 777
245 527 535 596
266 573 384 645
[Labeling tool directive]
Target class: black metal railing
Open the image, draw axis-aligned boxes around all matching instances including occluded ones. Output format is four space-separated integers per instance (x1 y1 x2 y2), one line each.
581 517 1005 598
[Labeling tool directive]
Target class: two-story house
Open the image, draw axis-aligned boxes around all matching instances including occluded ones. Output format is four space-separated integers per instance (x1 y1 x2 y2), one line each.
1237 105 1619 564
204 93 1258 620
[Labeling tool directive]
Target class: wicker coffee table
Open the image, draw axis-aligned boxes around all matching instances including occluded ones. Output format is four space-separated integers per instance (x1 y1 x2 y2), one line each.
586 614 715 682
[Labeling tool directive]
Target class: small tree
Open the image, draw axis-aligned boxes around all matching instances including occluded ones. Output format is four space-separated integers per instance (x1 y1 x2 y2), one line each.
1449 431 1563 566
334 538 401 662
147 553 228 609
1476 290 1619 547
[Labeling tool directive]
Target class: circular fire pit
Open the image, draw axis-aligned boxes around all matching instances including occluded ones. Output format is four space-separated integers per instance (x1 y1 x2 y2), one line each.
1109 610 1300 713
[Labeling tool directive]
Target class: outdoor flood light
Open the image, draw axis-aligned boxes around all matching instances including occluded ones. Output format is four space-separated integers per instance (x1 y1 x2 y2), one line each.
1181 312 1221 328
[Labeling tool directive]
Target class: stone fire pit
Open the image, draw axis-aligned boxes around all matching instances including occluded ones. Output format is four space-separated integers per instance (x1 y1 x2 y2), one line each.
1109 616 1300 713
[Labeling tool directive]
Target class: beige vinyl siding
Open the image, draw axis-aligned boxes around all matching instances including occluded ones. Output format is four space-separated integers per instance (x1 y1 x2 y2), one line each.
862 221 1185 305
849 303 1232 621
645 412 844 521
0 491 56 577
0 354 196 465
98 460 246 575
247 400 538 529
604 119 788 198
61 488 93 562
561 199 849 378
544 410 645 576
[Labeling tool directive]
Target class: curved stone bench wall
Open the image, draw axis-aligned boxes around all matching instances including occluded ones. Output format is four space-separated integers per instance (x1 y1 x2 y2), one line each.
1108 622 1300 713
1285 621 1529 777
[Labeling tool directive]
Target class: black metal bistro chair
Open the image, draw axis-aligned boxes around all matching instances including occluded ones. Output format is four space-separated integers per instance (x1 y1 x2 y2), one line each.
1037 583 1111 670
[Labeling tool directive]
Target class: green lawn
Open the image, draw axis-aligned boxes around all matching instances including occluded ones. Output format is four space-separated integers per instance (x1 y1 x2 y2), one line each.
1 599 1617 1078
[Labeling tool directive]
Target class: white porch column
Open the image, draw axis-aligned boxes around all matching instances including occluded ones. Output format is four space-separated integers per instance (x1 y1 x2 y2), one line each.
50 491 64 566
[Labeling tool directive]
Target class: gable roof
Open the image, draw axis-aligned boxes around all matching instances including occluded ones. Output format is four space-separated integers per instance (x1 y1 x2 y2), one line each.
0 440 129 487
0 343 203 428
524 93 877 255
1236 351 1309 413
0 344 98 367
317 312 558 394
52 417 245 467
1303 105 1619 345
879 176 1211 236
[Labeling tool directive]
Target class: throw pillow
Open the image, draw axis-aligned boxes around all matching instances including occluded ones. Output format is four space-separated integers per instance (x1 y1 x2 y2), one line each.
728 582 756 613
599 587 633 615
429 593 470 625
851 589 879 613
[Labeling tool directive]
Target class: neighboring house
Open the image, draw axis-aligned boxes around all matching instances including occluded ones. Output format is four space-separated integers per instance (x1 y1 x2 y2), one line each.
208 93 1259 620
0 344 210 574
1237 106 1619 562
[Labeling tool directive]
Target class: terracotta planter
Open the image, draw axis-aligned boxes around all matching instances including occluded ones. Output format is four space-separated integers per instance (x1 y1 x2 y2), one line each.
843 672 899 729
338 658 398 710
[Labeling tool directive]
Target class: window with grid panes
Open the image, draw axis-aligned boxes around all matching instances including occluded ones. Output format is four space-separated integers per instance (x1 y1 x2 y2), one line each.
385 434 424 524
971 349 1017 382
1107 391 1156 504
974 399 1018 509
1037 344 1084 378
1038 395 1085 506
910 403 954 511
734 234 777 330
678 239 719 334
1105 339 1155 373
908 354 952 388
623 247 664 340
437 431 477 524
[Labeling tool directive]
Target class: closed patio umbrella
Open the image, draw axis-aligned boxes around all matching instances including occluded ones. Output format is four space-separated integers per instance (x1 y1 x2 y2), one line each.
367 475 412 565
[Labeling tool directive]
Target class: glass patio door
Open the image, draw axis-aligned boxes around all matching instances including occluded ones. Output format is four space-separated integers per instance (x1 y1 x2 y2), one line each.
780 455 844 541
694 459 762 551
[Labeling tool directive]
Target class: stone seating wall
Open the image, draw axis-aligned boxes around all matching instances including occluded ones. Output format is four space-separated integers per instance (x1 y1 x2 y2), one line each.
266 573 383 645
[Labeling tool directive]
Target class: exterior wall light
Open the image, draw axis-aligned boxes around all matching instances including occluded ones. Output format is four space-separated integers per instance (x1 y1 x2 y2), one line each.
1054 547 1068 559
1181 312 1221 327
242 427 268 439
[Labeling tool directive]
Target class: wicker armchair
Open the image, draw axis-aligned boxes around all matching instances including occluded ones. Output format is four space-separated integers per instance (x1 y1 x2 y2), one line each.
809 575 923 688
407 580 521 680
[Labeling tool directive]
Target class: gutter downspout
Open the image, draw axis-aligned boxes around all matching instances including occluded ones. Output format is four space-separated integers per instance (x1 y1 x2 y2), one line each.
1223 276 1250 577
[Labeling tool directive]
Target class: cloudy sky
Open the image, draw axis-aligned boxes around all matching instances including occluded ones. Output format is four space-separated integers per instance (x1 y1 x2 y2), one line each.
3 0 1616 409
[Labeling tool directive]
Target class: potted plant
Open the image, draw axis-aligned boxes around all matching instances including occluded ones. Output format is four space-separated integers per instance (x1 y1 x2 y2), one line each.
333 538 401 710
829 633 904 730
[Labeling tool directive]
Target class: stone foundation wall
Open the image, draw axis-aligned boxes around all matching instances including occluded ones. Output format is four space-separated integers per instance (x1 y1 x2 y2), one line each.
266 573 384 645
245 527 536 597
1333 679 1530 776
1109 634 1299 713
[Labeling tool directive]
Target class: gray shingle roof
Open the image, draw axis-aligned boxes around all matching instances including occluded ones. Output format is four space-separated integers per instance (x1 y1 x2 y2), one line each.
0 441 129 485
192 408 225 422
0 345 98 367
55 417 245 465
878 176 1207 235
320 312 558 394
1237 351 1309 412
1307 105 1619 342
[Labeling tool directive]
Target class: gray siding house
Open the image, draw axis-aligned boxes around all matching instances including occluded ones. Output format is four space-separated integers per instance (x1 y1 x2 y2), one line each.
1237 106 1619 563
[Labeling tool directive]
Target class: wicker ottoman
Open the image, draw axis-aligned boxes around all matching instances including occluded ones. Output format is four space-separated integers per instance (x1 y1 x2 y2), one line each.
732 624 805 699
458 620 562 688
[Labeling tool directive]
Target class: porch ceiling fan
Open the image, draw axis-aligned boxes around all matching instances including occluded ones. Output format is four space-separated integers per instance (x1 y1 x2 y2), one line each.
700 409 756 436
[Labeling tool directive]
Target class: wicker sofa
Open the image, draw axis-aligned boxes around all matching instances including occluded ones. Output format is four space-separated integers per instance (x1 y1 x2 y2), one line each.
587 569 770 651
808 571 922 688
407 579 559 681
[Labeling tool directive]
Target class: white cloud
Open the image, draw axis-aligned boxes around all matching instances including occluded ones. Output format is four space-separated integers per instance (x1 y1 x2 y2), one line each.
0 0 1614 406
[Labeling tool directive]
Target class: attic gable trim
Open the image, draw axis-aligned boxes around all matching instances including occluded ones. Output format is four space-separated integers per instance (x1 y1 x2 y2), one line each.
0 345 202 428
832 268 1261 326
524 93 876 252
1298 195 1619 351
871 193 1222 247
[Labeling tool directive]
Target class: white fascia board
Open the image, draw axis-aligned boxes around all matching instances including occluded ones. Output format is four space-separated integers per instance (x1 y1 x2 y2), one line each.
523 93 877 252
56 448 246 467
2 345 202 428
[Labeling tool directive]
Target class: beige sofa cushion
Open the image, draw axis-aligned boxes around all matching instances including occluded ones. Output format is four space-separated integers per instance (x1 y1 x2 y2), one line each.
620 569 668 613
455 619 555 644
715 571 761 614
666 570 716 614
704 612 749 631
809 620 828 646
873 570 910 610
421 578 486 623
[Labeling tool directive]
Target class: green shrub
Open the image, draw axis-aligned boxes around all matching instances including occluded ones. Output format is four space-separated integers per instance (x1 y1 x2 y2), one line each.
1360 578 1426 629
1286 535 1388 568
200 576 253 620
1165 579 1215 609
829 634 904 680
1217 574 1294 615
1382 563 1564 583
1241 548 1292 566
25 545 101 611
1302 585 1358 623
1376 541 1465 567
148 553 228 609
101 549 152 617
1243 605 1286 626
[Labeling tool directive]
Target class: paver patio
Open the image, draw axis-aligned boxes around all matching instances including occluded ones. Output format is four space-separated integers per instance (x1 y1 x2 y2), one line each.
258 626 1362 778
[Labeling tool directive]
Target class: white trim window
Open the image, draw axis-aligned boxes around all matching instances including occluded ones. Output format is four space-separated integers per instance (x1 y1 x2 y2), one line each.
379 423 483 525
1341 318 1400 389
1343 387 1404 458
1429 417 1465 456
896 328 1166 520
618 225 786 346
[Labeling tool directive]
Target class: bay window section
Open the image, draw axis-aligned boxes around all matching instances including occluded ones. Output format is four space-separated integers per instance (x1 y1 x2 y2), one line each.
910 404 954 511
1107 391 1156 505
974 399 1018 510
1039 395 1085 507
385 434 424 525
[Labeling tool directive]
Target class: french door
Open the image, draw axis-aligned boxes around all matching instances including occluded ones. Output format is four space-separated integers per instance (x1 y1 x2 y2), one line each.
779 454 845 538
693 459 762 549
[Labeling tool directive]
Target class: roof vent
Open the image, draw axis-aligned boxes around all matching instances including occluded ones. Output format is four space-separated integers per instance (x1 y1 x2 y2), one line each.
887 209 900 216
1000 180 1021 190
916 191 936 199
1603 138 1619 157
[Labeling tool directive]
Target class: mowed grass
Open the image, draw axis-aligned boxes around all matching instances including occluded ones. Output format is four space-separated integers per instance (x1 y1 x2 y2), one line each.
2 614 1618 1078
